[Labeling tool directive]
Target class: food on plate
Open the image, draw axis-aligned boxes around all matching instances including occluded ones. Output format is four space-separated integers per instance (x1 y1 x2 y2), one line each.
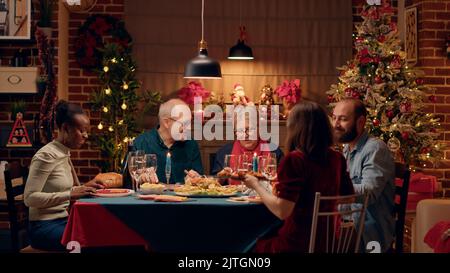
139 183 165 194
175 177 238 196
217 167 233 178
230 170 247 180
228 195 262 203
95 189 130 194
95 172 123 188
247 171 266 179
140 183 164 189
137 194 188 202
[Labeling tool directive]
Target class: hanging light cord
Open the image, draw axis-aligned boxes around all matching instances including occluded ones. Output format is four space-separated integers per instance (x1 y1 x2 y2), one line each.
201 0 205 41
239 0 242 27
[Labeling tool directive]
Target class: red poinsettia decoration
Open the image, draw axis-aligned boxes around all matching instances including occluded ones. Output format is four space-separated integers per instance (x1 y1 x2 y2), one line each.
275 79 302 104
178 81 211 105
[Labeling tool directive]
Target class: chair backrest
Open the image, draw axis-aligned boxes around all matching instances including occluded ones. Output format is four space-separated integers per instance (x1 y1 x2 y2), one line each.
3 161 29 252
393 162 410 253
309 192 369 253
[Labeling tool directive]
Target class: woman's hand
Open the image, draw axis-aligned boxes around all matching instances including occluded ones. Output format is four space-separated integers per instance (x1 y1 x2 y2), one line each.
70 186 96 200
243 174 259 189
84 178 105 189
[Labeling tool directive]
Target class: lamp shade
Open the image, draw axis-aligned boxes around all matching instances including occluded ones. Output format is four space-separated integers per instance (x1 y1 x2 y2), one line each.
184 47 222 79
228 40 254 60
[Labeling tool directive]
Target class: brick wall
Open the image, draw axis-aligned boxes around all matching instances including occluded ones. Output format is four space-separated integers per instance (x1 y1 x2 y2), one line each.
405 0 450 187
65 0 124 182
1 0 449 187
0 2 58 168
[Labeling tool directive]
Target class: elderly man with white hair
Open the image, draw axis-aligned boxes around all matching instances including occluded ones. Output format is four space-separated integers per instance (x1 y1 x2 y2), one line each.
133 99 203 183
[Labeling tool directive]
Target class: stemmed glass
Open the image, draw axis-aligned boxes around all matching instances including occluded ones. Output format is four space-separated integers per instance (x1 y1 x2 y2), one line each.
262 156 277 181
145 154 158 174
128 150 145 191
224 154 237 172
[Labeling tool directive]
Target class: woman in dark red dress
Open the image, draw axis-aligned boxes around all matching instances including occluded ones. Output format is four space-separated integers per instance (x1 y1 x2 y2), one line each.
243 100 354 253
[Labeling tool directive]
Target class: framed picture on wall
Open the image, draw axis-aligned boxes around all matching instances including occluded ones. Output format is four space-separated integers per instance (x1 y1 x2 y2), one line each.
0 0 31 40
404 7 418 65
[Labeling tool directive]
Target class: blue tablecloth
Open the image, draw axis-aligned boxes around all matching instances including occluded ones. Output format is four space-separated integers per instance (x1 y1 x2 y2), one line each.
78 195 280 252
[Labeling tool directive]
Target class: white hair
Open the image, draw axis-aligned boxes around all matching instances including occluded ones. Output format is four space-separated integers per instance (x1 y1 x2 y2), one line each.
158 99 188 123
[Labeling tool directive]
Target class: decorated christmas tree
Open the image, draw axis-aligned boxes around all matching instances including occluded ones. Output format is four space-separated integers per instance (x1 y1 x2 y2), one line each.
327 1 443 166
90 43 140 172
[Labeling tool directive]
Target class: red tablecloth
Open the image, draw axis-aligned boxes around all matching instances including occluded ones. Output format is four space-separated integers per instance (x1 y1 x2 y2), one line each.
61 202 148 249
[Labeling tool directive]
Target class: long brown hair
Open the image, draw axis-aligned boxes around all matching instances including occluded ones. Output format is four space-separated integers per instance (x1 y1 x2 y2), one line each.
285 100 333 163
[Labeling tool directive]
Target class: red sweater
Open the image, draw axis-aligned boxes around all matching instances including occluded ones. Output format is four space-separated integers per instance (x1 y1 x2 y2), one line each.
255 149 354 253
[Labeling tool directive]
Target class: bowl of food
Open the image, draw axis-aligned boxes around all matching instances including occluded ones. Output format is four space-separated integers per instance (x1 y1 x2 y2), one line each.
139 183 166 194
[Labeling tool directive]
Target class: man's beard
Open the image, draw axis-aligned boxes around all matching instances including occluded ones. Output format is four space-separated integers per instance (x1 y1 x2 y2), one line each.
335 125 358 143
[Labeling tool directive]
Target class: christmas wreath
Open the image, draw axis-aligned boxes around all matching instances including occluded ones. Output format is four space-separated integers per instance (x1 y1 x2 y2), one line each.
75 14 132 70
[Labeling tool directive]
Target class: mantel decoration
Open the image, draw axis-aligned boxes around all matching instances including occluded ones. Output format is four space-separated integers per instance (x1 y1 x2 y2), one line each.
230 84 252 106
6 113 32 147
275 79 301 118
259 84 275 106
178 81 211 106
75 14 132 70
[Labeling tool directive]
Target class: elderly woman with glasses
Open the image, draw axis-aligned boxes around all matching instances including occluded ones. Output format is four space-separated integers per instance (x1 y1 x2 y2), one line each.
211 109 283 185
133 99 204 184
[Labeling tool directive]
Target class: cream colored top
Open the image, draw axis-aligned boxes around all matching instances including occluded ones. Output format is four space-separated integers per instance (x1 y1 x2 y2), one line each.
24 140 80 221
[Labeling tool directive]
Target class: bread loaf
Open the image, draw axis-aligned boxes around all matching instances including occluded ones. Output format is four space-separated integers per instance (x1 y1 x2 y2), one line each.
95 172 123 188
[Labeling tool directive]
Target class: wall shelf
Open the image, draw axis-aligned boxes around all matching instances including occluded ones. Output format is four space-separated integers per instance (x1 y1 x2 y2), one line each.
0 67 38 94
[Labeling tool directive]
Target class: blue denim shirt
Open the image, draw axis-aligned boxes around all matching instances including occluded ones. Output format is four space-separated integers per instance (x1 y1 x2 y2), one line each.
343 131 395 252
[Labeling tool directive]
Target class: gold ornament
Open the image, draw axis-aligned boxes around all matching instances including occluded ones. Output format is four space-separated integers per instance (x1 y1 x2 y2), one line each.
108 126 114 132
123 83 129 90
259 84 275 106
387 137 401 152
97 122 103 130
102 106 108 113
103 66 109 72
121 102 127 110
105 87 111 95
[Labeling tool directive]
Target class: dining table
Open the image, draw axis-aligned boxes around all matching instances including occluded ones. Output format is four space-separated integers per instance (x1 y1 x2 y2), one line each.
61 192 280 253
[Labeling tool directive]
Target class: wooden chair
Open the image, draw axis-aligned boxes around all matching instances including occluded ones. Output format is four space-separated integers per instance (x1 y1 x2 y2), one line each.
309 193 369 253
393 162 411 253
3 161 29 252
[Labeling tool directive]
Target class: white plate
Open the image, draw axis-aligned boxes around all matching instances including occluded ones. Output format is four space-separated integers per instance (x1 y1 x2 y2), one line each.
92 189 134 198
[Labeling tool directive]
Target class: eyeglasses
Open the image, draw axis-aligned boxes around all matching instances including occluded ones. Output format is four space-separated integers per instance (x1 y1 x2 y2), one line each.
168 118 191 128
235 127 257 134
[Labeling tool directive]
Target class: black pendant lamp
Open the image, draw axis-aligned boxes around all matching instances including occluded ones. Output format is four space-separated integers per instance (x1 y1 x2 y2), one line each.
184 0 222 79
228 0 254 60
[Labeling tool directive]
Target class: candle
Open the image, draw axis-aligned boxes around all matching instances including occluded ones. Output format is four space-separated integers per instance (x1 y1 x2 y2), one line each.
252 152 258 172
165 152 171 184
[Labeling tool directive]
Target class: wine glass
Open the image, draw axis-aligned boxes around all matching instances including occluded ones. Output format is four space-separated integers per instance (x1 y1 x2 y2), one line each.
128 151 145 191
224 154 237 172
263 157 277 181
145 154 158 173
238 154 251 173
